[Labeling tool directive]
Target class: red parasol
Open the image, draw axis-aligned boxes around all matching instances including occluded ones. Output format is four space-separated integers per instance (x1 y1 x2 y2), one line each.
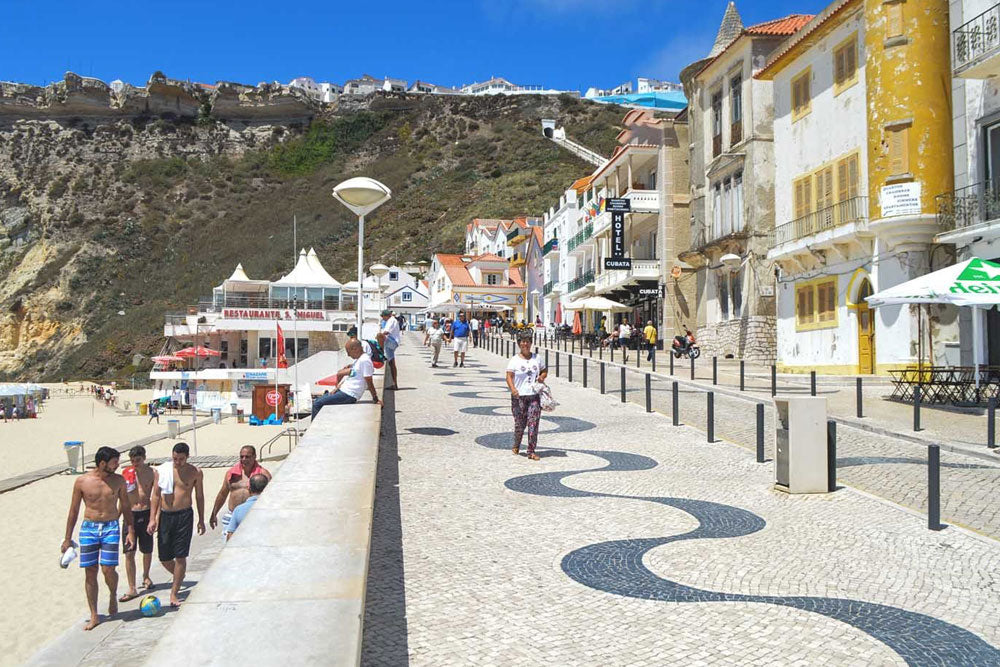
175 346 221 358
555 302 563 325
151 355 185 363
572 311 583 335
317 374 339 386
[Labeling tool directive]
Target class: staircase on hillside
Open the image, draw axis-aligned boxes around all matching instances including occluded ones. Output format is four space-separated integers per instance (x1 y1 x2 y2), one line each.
540 119 606 168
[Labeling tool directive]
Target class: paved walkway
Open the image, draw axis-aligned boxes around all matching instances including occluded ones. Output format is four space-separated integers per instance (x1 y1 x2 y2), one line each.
362 335 1000 665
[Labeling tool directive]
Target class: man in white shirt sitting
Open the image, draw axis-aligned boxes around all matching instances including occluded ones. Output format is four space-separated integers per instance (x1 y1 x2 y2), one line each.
310 339 382 420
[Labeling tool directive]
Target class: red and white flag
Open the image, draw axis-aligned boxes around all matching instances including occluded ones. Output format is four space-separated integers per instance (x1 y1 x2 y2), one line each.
276 322 289 368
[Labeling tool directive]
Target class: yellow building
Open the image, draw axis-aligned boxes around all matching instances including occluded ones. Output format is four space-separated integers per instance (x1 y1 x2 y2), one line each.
759 0 956 375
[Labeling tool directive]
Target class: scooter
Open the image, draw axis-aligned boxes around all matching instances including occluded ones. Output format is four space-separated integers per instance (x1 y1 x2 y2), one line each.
671 328 701 359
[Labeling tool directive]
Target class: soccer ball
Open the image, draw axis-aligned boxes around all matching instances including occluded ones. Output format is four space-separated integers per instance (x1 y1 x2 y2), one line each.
139 594 162 617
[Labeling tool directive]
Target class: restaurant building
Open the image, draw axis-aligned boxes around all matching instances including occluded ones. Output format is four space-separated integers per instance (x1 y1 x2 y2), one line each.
425 252 527 320
150 248 367 412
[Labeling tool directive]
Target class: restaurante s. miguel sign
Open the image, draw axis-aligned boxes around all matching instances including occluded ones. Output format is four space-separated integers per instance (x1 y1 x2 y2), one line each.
222 309 326 320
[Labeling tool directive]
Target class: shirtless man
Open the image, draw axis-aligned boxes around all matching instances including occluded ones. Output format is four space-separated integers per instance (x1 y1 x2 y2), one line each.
148 442 205 607
61 446 135 631
209 445 271 536
119 445 155 602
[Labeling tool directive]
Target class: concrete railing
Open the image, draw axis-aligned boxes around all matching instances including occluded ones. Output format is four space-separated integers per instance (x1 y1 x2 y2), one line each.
146 373 384 666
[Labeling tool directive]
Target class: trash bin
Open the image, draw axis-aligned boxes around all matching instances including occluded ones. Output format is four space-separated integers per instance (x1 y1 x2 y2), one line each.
167 419 180 438
64 441 84 474
237 409 245 424
139 403 148 416
230 403 238 417
773 396 828 494
211 407 221 424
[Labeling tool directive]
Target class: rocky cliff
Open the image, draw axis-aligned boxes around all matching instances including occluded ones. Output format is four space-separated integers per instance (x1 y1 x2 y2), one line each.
0 72 624 380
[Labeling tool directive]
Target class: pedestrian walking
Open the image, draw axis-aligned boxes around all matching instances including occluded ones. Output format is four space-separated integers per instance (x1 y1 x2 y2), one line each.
618 320 632 363
470 315 480 347
452 311 471 367
424 318 444 367
379 309 401 391
643 320 657 362
147 401 160 424
505 332 548 461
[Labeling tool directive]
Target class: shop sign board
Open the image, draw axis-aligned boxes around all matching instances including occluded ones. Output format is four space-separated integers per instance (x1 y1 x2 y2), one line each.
607 198 630 260
266 390 281 407
879 182 921 218
638 287 662 297
605 258 632 270
221 308 326 321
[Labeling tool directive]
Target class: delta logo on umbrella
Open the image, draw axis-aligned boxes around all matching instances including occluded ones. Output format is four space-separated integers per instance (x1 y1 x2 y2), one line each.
952 258 1000 293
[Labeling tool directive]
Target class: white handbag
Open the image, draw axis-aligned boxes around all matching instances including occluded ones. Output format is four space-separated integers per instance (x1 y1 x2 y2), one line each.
534 382 558 412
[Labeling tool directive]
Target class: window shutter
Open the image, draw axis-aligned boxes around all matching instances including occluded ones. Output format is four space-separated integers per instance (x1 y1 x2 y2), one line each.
834 48 845 86
846 39 856 76
848 154 859 198
887 3 903 38
803 175 812 214
888 128 909 175
794 179 804 219
792 79 800 113
837 159 849 202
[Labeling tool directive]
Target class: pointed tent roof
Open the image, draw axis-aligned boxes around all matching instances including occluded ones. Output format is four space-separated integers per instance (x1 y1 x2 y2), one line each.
215 263 268 291
709 2 744 58
274 249 340 287
228 263 250 281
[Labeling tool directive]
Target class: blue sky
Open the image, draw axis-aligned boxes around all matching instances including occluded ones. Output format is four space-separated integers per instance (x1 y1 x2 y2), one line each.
2 0 830 90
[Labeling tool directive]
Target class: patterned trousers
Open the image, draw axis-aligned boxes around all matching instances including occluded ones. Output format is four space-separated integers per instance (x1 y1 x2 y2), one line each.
511 394 542 454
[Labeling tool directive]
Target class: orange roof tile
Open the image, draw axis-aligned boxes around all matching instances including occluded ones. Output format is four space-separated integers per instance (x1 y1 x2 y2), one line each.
756 2 857 80
570 176 594 194
745 14 814 36
435 253 524 288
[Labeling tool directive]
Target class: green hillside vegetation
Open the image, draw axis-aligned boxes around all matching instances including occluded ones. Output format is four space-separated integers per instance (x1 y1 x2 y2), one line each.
16 94 626 379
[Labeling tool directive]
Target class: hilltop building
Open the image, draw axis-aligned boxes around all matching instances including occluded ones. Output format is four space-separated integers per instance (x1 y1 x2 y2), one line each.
678 4 814 364
941 0 1000 367
459 76 574 96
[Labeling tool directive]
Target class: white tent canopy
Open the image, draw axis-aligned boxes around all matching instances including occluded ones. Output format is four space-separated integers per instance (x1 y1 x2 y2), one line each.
274 248 340 287
564 296 631 312
866 258 1000 386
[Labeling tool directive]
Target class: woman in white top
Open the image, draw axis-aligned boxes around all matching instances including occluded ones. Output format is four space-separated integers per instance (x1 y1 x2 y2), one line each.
505 332 548 461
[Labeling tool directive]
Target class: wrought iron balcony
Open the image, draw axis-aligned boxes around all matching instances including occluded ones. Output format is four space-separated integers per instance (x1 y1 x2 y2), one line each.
566 223 594 252
543 280 555 295
954 3 1000 78
543 237 559 255
768 196 868 247
567 270 595 293
936 182 1000 232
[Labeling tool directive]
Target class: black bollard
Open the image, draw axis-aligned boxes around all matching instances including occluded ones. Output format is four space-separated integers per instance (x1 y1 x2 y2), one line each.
928 444 941 531
568 354 573 383
712 356 718 385
645 374 652 412
583 358 588 388
990 397 997 449
740 360 745 391
771 365 777 397
599 343 603 360
556 351 560 377
856 377 863 418
756 403 764 463
827 420 837 492
600 361 606 394
636 343 641 369
707 392 715 443
669 351 674 375
690 354 695 381
652 346 656 372
545 348 549 370
810 371 816 397
672 381 679 426
914 386 922 432
620 367 626 403
611 342 615 364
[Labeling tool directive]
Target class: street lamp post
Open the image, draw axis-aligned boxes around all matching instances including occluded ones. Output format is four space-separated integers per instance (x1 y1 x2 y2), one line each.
370 263 390 315
332 178 392 336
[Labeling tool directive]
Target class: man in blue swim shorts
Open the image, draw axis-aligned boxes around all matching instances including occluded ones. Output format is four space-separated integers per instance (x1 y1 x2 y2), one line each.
62 446 135 631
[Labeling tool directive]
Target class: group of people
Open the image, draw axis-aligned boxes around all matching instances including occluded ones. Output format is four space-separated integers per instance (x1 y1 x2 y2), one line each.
595 317 659 362
92 385 115 407
422 311 474 368
61 442 271 630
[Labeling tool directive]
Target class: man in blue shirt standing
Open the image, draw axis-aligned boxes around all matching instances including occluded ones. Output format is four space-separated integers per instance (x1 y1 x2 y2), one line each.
451 311 471 368
224 474 268 541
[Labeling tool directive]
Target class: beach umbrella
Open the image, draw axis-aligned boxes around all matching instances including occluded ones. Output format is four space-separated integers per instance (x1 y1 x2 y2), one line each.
317 374 339 386
866 258 1000 388
555 302 562 325
175 346 221 358
152 355 185 363
565 296 631 312
572 311 583 335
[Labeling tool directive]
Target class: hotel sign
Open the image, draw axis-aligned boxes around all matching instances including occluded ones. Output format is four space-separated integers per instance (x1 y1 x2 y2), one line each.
605 258 632 270
221 308 326 321
607 198 630 260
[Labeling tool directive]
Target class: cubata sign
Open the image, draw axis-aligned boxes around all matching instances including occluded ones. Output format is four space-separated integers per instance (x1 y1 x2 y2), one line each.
605 258 632 270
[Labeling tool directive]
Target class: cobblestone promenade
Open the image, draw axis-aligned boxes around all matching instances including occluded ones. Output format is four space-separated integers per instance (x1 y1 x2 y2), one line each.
361 335 1000 666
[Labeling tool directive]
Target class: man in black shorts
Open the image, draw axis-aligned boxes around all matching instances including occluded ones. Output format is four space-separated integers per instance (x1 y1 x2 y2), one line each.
148 442 205 607
119 446 156 601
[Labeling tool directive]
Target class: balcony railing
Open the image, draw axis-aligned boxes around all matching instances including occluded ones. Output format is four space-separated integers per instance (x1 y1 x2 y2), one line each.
624 189 659 212
543 280 555 295
506 228 520 242
543 237 559 255
954 3 1000 73
936 182 1000 232
769 196 868 247
566 223 594 252
567 270 595 293
509 252 526 267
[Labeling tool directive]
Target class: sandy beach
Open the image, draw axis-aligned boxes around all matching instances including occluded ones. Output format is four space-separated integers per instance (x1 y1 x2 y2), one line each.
0 385 290 480
0 384 297 665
